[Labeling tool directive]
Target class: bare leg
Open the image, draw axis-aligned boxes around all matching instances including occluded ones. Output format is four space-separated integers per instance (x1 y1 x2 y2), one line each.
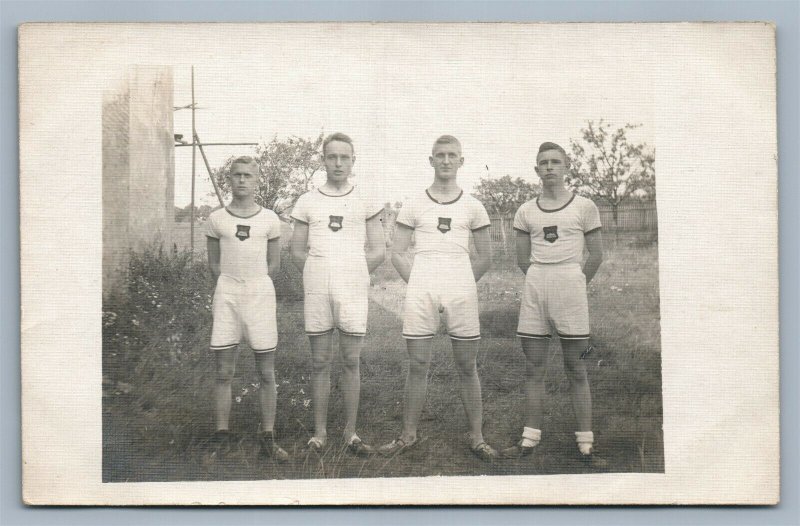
561 339 592 432
309 332 335 441
401 338 433 443
339 334 364 439
520 337 551 430
451 339 484 447
253 351 277 433
213 347 238 431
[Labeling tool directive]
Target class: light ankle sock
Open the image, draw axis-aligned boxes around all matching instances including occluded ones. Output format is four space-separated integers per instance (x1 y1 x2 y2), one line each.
521 427 541 448
575 431 594 455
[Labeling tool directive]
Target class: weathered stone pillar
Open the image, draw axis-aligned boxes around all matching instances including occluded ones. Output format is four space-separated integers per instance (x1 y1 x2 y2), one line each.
102 66 174 296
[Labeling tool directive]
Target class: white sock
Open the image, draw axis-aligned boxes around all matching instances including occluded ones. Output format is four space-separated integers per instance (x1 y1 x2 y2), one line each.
575 431 594 455
520 427 541 448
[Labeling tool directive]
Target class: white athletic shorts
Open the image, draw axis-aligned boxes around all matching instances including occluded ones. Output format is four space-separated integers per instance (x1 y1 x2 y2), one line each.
402 255 480 341
210 274 277 352
303 256 369 337
517 262 590 340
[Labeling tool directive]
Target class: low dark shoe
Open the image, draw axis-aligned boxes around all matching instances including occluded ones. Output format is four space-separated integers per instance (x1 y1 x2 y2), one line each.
346 437 375 457
259 432 289 462
500 441 536 458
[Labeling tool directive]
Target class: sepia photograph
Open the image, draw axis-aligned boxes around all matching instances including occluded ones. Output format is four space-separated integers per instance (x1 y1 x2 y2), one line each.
19 22 777 505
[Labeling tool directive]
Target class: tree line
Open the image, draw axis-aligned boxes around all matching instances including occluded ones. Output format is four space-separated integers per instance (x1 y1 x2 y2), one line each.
182 121 654 227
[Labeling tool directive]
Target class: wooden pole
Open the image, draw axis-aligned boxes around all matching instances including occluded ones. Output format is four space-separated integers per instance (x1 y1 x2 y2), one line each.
190 66 196 252
195 132 225 208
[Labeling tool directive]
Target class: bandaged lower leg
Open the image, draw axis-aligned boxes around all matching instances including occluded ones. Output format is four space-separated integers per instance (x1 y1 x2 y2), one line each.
521 427 541 448
575 431 594 455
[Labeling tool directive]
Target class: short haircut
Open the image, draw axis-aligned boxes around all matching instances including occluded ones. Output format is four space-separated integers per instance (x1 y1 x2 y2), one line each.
229 156 258 172
537 142 568 163
323 132 355 156
432 135 462 154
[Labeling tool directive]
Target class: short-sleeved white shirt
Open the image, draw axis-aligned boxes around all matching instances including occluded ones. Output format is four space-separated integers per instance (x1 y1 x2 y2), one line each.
396 189 491 257
290 186 383 260
205 206 282 281
513 194 602 265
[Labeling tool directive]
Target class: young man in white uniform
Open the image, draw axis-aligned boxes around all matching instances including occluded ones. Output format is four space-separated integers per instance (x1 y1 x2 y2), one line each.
378 135 498 462
503 142 605 465
206 156 288 461
290 133 385 456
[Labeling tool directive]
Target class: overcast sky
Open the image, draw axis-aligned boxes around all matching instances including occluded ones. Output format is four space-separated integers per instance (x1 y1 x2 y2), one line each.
169 24 653 207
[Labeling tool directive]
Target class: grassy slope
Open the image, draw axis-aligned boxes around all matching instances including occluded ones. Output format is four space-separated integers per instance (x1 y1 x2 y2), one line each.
103 237 662 481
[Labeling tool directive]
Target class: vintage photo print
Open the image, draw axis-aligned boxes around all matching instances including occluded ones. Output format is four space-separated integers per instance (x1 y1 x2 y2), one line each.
19 23 778 505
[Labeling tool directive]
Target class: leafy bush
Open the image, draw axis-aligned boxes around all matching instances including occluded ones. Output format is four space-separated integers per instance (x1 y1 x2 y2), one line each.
103 243 213 387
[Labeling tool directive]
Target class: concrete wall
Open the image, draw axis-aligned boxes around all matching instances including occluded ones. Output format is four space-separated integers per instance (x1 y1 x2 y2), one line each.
103 66 174 296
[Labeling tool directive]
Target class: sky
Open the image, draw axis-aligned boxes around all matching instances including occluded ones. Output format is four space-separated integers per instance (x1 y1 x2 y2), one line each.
167 24 653 207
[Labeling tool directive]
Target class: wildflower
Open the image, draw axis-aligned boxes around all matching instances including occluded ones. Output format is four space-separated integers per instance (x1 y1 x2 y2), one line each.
303 399 311 408
235 396 242 403
299 389 305 395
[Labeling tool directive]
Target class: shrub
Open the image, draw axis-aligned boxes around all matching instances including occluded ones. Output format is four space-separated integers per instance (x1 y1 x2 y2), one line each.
103 243 213 386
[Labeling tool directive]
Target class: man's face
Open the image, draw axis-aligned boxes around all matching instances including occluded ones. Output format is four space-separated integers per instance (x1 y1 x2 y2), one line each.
534 149 568 184
228 162 259 198
429 142 463 179
323 140 355 182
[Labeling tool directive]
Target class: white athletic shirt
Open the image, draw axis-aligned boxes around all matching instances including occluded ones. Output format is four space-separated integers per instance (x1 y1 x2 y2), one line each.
513 194 602 265
290 186 383 260
396 189 491 257
205 206 282 281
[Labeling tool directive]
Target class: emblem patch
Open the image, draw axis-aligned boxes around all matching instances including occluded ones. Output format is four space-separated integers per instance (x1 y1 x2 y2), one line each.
328 215 344 232
543 225 558 243
437 217 452 233
235 225 250 241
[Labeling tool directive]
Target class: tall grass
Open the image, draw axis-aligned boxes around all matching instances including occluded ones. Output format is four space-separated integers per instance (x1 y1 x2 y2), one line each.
103 235 663 481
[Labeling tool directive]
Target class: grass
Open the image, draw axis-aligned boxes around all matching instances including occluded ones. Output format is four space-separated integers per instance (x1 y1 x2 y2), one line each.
102 233 663 481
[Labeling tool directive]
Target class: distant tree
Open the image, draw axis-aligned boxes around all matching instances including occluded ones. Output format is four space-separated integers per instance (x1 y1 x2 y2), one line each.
211 132 325 215
567 120 655 227
472 174 540 252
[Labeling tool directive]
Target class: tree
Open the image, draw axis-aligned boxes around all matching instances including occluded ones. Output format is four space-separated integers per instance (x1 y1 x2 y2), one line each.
211 132 325 215
567 120 656 227
472 174 540 252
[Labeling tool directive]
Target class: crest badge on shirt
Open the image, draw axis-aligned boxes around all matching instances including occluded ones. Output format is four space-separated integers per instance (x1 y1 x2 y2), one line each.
437 217 452 234
543 225 558 243
235 225 251 241
328 215 344 232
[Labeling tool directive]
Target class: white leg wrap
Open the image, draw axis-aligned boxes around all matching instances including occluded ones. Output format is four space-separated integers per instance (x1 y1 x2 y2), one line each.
575 431 594 455
521 427 542 448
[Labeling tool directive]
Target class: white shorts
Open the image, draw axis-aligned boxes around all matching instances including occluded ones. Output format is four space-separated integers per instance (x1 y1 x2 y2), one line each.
303 256 369 337
210 274 277 352
517 262 590 340
402 255 480 341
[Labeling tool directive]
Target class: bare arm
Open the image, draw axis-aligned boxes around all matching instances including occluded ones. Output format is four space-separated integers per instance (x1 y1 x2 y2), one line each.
365 213 386 273
515 229 531 275
390 225 414 283
471 227 492 282
289 221 309 271
583 229 604 283
207 236 221 283
267 237 281 279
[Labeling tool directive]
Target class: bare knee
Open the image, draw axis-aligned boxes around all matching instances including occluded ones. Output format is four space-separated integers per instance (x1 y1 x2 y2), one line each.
563 361 588 386
216 364 235 384
312 354 333 375
257 362 276 387
341 353 360 373
407 354 431 378
525 360 546 383
453 355 477 378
